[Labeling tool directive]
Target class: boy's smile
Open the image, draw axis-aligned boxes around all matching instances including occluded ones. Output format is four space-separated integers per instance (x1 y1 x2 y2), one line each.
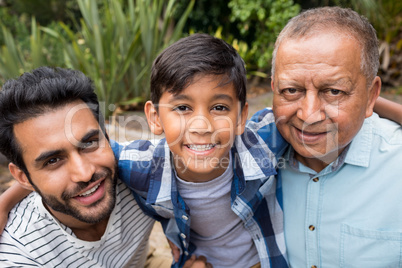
146 75 248 182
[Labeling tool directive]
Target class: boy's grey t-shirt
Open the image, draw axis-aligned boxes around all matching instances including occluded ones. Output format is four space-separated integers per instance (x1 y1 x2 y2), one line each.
176 154 260 268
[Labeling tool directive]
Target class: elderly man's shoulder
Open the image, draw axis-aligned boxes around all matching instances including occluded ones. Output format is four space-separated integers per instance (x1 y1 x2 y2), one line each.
371 113 402 145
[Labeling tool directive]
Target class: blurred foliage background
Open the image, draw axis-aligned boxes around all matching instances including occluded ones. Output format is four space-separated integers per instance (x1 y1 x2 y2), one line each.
0 0 400 116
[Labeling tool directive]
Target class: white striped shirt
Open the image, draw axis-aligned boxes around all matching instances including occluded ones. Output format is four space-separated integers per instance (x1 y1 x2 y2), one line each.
0 180 154 267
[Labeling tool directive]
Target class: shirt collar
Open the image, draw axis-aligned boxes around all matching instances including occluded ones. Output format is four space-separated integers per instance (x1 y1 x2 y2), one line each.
148 126 277 204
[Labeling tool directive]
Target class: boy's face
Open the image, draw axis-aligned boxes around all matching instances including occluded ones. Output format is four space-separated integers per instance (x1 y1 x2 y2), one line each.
146 75 248 182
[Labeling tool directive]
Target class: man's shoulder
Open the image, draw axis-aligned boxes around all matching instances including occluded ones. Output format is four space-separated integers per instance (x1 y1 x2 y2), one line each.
370 113 402 145
4 192 43 235
0 193 63 266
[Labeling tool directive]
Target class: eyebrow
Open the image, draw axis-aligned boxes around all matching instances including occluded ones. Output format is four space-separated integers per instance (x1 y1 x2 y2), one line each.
170 93 234 103
80 129 100 144
213 94 234 103
34 129 100 165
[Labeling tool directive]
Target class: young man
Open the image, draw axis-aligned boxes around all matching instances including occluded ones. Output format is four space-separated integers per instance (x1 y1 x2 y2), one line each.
0 67 208 268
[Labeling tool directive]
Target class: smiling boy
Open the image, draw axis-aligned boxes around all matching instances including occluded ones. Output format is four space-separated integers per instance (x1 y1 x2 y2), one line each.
115 33 288 268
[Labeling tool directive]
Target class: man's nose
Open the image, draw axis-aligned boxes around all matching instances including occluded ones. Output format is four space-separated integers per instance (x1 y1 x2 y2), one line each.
297 92 326 124
187 114 213 135
69 153 95 183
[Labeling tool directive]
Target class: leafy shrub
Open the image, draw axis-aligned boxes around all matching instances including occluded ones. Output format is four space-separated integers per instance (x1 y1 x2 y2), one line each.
229 0 300 72
43 0 194 116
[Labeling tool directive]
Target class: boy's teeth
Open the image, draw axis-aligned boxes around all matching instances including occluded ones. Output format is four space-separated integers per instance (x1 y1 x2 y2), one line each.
78 182 101 197
187 144 214 151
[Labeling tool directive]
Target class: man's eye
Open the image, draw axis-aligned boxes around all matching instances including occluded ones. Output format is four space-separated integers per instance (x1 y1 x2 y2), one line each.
329 89 342 95
282 88 298 94
81 140 99 150
44 157 61 166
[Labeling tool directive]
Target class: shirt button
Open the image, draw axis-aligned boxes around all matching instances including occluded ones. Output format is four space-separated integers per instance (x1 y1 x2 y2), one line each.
309 225 315 231
180 233 186 239
184 251 189 256
313 177 319 182
182 215 189 221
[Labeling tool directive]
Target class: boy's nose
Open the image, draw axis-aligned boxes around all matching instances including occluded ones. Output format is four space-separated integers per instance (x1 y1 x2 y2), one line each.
187 115 213 134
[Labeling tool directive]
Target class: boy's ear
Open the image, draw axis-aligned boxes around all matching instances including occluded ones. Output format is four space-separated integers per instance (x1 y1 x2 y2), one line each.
235 102 249 135
144 101 164 135
8 163 35 191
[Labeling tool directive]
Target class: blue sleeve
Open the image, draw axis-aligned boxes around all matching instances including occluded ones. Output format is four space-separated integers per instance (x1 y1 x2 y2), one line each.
248 108 288 158
112 139 154 194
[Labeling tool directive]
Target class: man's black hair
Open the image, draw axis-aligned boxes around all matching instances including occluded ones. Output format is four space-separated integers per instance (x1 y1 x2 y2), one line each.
0 66 106 176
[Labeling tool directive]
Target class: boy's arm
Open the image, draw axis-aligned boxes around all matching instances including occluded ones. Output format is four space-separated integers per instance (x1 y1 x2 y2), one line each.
0 182 32 232
374 96 402 125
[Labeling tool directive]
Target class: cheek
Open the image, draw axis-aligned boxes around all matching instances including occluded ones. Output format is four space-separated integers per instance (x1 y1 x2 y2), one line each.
96 147 116 169
212 118 236 143
333 114 362 145
32 170 69 196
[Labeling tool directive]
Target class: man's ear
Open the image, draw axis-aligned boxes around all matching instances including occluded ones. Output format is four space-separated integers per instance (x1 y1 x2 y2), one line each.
235 102 249 135
8 163 35 191
365 76 381 118
144 101 164 135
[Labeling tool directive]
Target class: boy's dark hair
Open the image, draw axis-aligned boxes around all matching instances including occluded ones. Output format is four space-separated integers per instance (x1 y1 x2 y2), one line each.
0 66 106 175
151 33 247 108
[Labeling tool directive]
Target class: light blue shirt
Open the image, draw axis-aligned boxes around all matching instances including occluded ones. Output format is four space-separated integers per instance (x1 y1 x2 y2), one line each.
279 113 402 268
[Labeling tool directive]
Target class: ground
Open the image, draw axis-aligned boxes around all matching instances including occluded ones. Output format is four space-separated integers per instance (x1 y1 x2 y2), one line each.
0 87 401 260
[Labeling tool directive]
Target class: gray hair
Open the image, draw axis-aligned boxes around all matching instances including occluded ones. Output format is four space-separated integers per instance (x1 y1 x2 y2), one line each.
271 6 379 83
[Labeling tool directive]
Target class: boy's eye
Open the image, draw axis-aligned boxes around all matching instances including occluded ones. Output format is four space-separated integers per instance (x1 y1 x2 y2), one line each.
212 105 229 111
174 105 191 112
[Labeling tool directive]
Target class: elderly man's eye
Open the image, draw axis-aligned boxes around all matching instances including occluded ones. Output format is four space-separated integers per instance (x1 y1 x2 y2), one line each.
329 89 342 95
286 88 297 94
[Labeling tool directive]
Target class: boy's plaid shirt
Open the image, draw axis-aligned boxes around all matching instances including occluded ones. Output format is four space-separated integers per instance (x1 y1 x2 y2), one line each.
112 108 289 268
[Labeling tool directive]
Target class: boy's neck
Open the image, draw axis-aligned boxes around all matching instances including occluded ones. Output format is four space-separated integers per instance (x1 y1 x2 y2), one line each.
174 154 232 183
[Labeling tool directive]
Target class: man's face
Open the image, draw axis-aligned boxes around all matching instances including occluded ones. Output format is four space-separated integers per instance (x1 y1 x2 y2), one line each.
12 101 117 224
272 32 380 171
147 74 248 182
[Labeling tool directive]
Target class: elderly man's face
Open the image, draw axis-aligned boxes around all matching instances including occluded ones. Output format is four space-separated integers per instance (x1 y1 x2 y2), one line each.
272 32 380 171
10 101 117 225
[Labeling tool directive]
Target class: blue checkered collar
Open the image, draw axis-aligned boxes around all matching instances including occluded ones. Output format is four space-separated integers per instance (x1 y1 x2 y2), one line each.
146 126 277 204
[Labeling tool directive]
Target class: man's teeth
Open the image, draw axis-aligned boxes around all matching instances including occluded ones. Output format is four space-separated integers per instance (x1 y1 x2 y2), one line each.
78 183 101 197
187 144 214 151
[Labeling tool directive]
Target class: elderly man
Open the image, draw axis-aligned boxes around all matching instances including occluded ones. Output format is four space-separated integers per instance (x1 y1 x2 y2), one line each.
0 67 208 268
271 7 402 268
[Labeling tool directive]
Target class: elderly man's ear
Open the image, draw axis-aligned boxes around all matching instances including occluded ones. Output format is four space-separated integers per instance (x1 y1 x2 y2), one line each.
8 163 35 191
365 76 381 118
